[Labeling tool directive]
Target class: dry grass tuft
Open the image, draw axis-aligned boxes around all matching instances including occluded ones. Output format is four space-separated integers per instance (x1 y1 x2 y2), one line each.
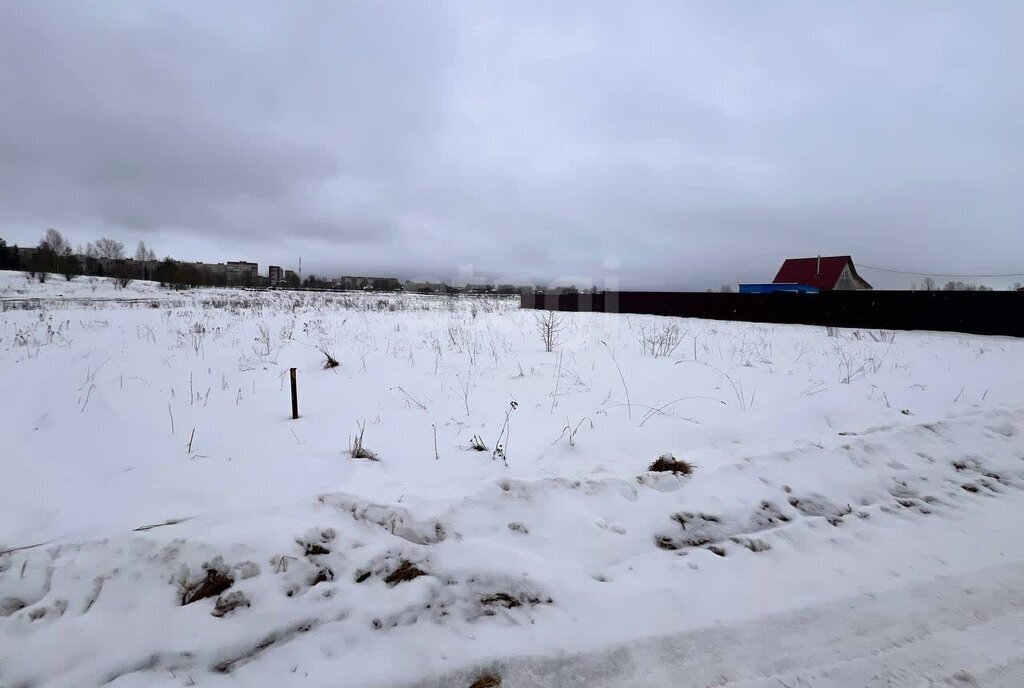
211 591 250 617
318 343 339 369
384 560 428 586
311 567 334 585
648 453 694 475
349 420 379 460
181 569 234 606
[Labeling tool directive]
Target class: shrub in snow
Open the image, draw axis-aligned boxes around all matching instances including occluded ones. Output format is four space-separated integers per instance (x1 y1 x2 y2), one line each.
638 323 684 358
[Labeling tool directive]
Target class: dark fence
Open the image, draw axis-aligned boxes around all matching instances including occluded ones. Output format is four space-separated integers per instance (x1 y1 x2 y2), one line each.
521 291 1024 338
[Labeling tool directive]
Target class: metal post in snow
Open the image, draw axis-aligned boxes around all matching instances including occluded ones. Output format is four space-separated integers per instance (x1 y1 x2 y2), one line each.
290 367 299 420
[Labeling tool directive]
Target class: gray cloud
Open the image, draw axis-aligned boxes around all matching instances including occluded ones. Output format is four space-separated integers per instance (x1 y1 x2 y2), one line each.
1 1 1021 288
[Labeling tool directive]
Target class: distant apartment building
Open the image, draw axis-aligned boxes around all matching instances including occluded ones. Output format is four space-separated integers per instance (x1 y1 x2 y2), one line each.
194 261 228 285
226 261 258 286
268 265 283 284
284 269 298 285
334 275 402 291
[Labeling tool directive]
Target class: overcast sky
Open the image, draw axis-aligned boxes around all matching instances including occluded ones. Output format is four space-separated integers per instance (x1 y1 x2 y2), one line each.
1 1 1021 289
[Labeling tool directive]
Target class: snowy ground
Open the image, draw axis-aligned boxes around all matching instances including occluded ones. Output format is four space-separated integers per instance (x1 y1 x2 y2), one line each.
2 271 1024 688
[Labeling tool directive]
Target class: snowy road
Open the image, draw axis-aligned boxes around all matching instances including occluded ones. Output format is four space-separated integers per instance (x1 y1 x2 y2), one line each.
402 561 1024 688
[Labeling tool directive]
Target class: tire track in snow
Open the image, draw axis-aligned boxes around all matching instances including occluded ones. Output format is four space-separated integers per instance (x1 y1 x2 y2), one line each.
396 562 1024 688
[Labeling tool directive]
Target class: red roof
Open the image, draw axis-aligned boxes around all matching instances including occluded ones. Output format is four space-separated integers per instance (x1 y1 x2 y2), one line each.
772 256 871 290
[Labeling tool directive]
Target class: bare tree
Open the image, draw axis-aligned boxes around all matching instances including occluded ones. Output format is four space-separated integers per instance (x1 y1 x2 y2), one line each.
719 284 734 293
134 240 150 262
921 277 936 291
534 311 565 352
93 237 125 259
43 229 70 256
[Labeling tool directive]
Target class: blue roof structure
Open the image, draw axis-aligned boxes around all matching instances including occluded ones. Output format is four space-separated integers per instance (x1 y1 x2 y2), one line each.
738 283 819 294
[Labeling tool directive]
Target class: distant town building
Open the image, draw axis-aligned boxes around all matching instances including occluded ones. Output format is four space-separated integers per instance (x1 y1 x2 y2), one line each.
332 275 401 291
268 265 283 284
403 281 458 294
226 261 258 286
464 283 495 294
284 269 299 286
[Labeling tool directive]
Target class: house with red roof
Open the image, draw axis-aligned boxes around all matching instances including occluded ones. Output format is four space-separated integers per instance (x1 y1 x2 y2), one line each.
772 255 872 291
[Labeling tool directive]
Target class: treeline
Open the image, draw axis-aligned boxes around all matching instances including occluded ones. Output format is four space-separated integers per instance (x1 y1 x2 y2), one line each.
0 229 155 286
0 229 238 289
912 277 1001 291
404 282 593 295
0 238 23 272
153 258 232 289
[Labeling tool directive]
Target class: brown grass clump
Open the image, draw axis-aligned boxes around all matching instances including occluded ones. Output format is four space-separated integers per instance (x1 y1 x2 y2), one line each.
469 675 502 688
384 560 428 586
648 453 693 475
480 592 522 609
311 567 334 586
181 569 234 605
212 591 250 617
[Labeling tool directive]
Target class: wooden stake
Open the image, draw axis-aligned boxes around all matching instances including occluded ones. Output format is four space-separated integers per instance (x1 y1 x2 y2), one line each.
290 367 299 419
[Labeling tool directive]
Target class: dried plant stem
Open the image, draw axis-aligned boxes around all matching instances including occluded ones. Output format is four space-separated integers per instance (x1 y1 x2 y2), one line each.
550 351 563 414
601 341 631 420
392 386 427 410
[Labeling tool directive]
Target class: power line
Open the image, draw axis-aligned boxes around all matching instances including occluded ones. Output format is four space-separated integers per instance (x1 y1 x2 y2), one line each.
856 263 1024 279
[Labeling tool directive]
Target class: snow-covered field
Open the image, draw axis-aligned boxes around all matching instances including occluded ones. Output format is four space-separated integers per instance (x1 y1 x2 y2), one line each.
3 272 1024 688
